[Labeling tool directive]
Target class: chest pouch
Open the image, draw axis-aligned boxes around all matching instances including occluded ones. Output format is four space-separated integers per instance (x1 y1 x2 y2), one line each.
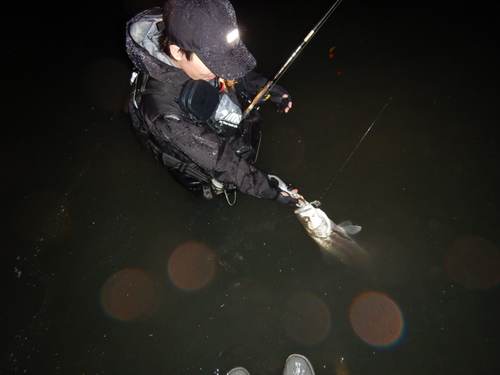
178 79 243 137
178 80 219 121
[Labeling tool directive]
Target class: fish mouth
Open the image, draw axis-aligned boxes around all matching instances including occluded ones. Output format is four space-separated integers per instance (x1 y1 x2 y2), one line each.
294 202 315 215
294 206 309 214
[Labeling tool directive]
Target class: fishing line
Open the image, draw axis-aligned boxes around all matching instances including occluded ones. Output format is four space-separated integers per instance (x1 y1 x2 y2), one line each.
319 95 393 200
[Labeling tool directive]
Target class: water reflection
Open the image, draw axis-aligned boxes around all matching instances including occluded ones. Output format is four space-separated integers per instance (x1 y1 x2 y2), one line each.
13 190 71 242
168 241 216 291
81 58 131 111
5 1 500 374
445 236 500 290
266 127 306 172
349 291 405 348
282 292 330 345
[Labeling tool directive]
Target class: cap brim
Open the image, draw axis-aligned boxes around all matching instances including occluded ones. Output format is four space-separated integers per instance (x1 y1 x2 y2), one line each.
197 41 256 80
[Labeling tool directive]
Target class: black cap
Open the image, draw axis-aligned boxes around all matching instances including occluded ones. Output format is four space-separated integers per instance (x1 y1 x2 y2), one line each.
164 0 256 80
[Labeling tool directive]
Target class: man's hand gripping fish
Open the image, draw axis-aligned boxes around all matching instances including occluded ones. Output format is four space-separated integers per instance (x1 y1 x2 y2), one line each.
270 175 369 265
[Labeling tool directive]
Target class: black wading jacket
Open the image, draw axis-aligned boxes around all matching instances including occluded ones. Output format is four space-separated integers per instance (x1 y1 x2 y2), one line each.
125 7 282 201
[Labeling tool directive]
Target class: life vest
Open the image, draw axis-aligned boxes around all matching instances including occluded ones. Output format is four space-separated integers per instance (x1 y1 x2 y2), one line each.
128 71 262 198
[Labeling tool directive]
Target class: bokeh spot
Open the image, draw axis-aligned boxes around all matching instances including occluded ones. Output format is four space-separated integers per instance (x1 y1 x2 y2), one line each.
168 241 216 291
349 291 404 348
102 268 157 321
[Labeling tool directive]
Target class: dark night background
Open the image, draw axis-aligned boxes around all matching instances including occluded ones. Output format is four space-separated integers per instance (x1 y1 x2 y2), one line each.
2 0 500 374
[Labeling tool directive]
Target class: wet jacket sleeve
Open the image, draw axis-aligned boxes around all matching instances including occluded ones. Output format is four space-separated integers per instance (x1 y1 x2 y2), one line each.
146 113 280 200
241 70 269 94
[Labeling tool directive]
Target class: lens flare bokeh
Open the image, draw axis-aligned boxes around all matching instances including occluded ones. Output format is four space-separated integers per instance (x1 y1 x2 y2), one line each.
168 241 216 291
283 292 331 345
349 291 405 348
101 268 157 321
445 236 500 289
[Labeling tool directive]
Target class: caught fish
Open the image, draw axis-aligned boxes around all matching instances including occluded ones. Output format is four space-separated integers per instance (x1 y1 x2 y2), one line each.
269 174 368 265
294 198 368 264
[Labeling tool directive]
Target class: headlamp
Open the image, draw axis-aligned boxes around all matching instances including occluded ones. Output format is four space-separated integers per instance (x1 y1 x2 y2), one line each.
226 29 239 43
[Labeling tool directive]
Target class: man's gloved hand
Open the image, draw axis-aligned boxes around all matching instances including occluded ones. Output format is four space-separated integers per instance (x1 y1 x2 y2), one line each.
275 190 299 207
269 83 292 113
269 175 299 207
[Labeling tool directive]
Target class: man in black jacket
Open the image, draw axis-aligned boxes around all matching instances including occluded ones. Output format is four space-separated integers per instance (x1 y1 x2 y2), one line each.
126 0 298 206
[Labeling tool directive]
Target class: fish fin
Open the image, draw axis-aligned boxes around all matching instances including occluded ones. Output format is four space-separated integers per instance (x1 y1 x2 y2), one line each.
338 221 352 227
341 225 362 235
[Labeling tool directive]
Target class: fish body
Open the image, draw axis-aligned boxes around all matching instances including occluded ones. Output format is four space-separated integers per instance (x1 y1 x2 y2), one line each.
294 199 368 265
266 174 368 265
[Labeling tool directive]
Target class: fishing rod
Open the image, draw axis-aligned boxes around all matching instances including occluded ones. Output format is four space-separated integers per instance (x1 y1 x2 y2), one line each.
242 0 344 119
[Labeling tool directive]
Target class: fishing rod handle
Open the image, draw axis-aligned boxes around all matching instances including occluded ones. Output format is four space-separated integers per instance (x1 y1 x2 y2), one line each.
242 80 273 119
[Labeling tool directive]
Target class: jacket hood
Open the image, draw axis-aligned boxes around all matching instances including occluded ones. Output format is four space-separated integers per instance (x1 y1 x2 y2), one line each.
126 8 189 84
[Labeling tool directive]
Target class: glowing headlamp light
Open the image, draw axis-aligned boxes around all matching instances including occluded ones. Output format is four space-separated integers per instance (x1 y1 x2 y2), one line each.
226 29 239 43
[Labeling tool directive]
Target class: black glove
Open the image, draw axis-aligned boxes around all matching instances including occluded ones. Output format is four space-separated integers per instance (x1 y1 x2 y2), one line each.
269 83 292 113
269 176 299 207
274 191 299 207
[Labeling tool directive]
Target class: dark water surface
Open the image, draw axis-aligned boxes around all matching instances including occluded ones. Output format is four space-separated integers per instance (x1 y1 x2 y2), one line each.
3 0 500 374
